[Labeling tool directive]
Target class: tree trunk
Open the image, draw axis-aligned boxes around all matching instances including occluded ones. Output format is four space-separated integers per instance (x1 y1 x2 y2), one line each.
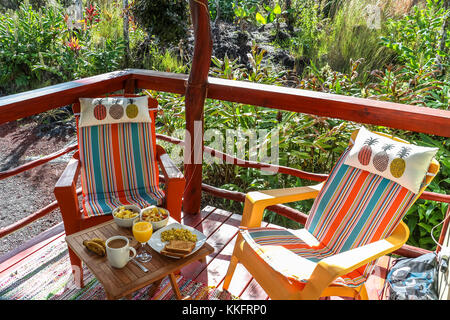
123 0 130 68
183 0 213 215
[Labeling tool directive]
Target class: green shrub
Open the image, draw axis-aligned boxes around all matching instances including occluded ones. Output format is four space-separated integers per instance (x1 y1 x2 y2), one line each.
209 0 260 23
318 0 396 80
380 0 449 109
0 1 125 94
131 0 189 46
0 3 68 93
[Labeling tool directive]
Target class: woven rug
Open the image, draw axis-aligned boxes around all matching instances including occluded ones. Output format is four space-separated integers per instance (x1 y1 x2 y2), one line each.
0 234 236 300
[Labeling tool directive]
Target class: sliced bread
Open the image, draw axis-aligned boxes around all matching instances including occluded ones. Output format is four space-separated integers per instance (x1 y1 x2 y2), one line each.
164 240 195 254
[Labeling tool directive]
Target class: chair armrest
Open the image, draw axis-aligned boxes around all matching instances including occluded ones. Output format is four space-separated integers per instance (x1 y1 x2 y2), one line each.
241 183 324 228
54 152 82 233
55 152 81 189
156 145 184 181
301 221 410 299
155 145 185 222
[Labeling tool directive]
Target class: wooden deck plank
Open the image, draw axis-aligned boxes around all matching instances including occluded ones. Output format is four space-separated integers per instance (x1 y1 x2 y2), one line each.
1 205 396 300
181 205 216 228
180 207 233 282
188 212 242 286
190 209 271 299
365 255 392 300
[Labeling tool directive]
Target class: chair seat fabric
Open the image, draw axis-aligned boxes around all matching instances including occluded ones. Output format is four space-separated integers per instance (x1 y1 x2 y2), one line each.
240 227 371 288
78 122 165 217
306 148 417 253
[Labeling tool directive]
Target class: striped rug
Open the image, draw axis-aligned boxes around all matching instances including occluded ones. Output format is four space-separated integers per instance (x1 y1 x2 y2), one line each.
0 235 236 300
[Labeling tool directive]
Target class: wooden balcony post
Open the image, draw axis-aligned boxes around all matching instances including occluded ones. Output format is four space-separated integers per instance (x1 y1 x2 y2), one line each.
183 0 213 214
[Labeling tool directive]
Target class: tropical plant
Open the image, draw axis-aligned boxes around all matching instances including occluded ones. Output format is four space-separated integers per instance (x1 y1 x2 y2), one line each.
381 0 449 75
232 2 257 30
209 0 260 23
380 0 449 109
0 2 68 93
255 2 282 26
131 0 189 46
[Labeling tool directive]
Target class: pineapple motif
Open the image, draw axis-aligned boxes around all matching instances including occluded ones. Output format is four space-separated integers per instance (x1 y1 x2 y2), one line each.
93 98 106 120
390 147 411 178
372 143 394 172
109 98 124 119
126 98 139 119
358 137 378 165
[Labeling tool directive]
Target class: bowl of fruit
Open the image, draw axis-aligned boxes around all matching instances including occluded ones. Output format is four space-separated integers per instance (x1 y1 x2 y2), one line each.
141 206 169 230
112 205 140 228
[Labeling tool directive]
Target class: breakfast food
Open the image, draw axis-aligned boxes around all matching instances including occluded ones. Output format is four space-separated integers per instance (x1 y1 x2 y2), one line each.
142 207 168 222
107 238 127 249
114 206 139 219
158 227 198 258
161 240 196 258
91 237 106 248
165 240 195 253
83 238 106 257
160 228 197 243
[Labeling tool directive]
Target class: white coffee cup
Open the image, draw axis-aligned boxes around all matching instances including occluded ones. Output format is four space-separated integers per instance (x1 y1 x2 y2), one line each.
105 236 137 268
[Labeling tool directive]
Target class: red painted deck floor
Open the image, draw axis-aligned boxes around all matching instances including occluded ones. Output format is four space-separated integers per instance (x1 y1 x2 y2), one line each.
179 205 395 300
0 205 395 300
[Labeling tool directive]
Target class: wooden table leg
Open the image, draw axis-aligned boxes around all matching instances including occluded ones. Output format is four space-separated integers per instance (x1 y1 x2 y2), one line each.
147 278 163 298
169 272 192 300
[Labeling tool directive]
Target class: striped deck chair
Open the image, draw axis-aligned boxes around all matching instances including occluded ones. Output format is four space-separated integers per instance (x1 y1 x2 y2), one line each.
223 129 439 300
54 94 185 287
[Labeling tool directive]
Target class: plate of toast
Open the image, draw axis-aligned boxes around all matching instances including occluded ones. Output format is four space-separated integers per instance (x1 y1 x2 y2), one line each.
148 222 207 259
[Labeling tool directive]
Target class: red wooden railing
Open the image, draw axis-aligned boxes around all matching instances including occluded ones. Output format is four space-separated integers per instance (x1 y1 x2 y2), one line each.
0 69 449 258
2 70 449 137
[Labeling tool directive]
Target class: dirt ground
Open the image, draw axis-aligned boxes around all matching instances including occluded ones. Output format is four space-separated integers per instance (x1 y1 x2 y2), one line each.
0 118 77 257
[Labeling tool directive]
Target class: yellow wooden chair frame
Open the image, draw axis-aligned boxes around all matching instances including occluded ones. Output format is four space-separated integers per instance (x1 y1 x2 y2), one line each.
223 131 440 300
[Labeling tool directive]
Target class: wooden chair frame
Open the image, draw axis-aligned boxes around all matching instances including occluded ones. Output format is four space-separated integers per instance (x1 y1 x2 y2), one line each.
54 95 185 287
223 131 440 300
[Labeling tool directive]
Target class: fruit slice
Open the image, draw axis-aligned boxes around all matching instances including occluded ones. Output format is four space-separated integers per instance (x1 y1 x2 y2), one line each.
83 240 106 256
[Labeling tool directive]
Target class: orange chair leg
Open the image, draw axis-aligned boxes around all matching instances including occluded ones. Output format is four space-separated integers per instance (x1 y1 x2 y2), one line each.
223 255 239 291
164 178 185 223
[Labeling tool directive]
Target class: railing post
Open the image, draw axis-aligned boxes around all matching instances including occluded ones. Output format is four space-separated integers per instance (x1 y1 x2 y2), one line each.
123 78 136 94
183 0 213 215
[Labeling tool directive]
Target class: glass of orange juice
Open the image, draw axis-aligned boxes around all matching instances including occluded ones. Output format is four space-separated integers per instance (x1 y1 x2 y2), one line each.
132 217 153 263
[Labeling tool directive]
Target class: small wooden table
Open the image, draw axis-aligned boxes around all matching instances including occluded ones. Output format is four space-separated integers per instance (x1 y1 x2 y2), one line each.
65 218 214 300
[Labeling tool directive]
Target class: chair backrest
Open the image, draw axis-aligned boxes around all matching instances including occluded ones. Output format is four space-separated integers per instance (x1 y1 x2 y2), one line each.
305 130 439 254
73 94 164 217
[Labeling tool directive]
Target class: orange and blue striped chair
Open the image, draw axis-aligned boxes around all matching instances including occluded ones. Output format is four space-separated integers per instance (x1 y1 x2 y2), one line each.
223 129 439 299
54 94 185 287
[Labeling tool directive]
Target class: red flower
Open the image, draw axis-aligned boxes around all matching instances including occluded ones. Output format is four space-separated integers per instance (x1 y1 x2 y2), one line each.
67 37 81 53
85 4 100 25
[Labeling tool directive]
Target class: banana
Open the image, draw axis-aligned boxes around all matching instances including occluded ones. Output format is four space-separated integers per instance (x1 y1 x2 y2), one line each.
91 238 106 249
83 239 106 257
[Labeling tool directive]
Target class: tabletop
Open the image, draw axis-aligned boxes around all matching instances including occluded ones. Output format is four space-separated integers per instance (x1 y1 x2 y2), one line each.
65 217 214 299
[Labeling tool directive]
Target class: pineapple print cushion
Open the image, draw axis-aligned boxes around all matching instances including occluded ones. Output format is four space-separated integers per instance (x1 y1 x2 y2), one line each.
78 96 152 128
344 127 438 194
